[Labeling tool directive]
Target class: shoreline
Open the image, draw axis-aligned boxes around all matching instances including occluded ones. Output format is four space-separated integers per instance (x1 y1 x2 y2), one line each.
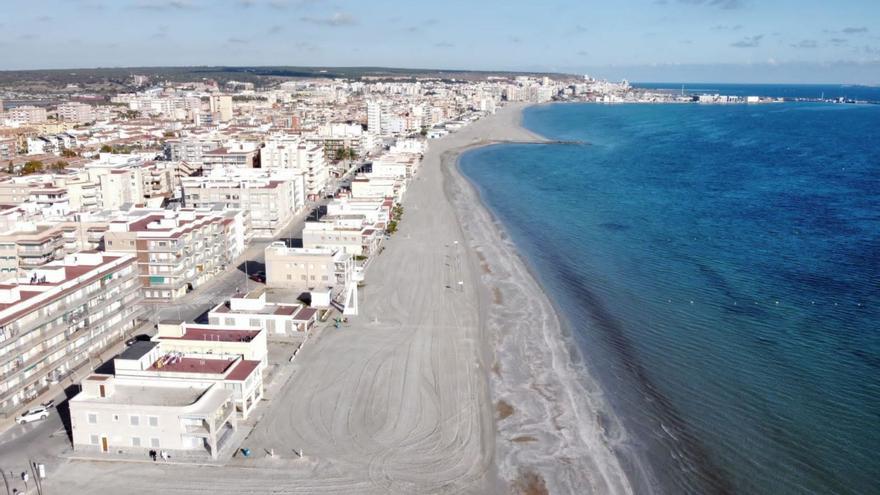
442 103 636 494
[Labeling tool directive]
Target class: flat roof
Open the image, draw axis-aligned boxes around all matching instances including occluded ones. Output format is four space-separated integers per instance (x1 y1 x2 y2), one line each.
159 326 260 343
118 341 157 361
103 383 208 407
149 356 236 375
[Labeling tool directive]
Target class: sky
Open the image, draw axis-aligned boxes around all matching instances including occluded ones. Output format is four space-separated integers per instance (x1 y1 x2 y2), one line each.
1 0 879 84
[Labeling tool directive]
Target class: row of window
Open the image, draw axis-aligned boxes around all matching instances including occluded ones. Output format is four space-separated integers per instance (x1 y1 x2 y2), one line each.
90 435 160 448
87 413 159 427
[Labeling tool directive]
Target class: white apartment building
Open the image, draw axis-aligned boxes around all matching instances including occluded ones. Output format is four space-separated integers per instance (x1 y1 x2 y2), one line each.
182 168 305 238
0 252 144 418
326 197 391 226
350 175 406 203
167 135 225 163
261 135 328 199
207 288 319 340
152 321 267 370
264 242 357 314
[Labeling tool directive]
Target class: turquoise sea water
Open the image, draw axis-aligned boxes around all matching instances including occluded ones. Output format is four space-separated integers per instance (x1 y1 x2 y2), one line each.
459 103 880 494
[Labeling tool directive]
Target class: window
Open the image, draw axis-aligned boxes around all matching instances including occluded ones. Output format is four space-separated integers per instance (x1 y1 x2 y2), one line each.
131 437 141 447
87 413 97 424
129 415 139 426
148 416 158 427
90 435 99 445
150 438 160 448
113 414 119 422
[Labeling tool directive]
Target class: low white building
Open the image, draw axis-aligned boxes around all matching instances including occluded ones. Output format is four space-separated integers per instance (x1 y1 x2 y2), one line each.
207 288 319 340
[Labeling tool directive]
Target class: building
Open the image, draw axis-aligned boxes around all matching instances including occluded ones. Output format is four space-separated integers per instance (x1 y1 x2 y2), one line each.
182 168 304 238
261 135 328 199
208 288 318 340
302 216 381 257
69 372 237 459
167 135 225 163
103 209 248 302
0 252 144 418
152 321 268 369
5 106 47 125
209 95 233 122
57 102 96 124
264 243 353 292
201 144 259 175
115 339 264 420
0 136 16 161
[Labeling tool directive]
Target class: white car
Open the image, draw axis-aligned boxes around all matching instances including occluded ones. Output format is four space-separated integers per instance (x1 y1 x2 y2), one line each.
15 406 49 424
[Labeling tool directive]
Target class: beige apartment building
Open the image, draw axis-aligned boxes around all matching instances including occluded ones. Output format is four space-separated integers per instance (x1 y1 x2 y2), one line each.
69 372 237 459
104 209 249 302
0 252 144 418
264 242 353 293
302 216 381 257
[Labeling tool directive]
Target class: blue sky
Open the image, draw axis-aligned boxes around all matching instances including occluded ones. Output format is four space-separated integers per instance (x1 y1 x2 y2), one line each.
1 0 879 83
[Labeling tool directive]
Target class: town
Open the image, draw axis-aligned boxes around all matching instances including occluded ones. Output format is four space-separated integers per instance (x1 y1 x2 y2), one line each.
0 70 635 492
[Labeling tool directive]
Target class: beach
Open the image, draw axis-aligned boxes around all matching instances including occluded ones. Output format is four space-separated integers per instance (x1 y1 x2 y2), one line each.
42 102 631 494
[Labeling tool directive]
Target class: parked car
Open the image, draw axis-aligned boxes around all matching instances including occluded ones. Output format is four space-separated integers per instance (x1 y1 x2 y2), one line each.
125 334 152 346
15 406 49 424
250 271 266 283
41 399 55 409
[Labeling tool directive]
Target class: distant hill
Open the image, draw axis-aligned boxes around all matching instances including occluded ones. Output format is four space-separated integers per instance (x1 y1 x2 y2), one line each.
0 66 569 93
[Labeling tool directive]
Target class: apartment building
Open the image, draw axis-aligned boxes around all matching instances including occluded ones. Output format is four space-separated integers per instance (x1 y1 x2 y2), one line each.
5 105 47 125
152 321 267 369
201 144 259 175
0 136 16 161
0 224 64 278
57 102 96 124
181 168 304 238
0 252 144 418
350 175 406 203
207 288 318 339
264 242 353 292
308 123 375 160
115 339 263 420
104 209 248 302
167 135 224 163
302 216 381 257
69 372 237 459
209 95 233 122
261 135 328 199
326 197 391 226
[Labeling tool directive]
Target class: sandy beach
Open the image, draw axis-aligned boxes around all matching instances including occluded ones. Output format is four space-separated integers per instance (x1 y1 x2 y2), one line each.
42 102 632 494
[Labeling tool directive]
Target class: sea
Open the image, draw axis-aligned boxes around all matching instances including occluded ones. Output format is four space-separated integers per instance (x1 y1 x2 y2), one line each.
459 98 880 494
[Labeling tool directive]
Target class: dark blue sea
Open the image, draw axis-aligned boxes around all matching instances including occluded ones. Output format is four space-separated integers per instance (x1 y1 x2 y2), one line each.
459 102 880 494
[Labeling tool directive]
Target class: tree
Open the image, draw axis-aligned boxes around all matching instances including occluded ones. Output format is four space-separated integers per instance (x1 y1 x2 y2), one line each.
51 160 68 171
21 160 44 175
100 144 113 153
5 162 13 175
61 148 78 158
